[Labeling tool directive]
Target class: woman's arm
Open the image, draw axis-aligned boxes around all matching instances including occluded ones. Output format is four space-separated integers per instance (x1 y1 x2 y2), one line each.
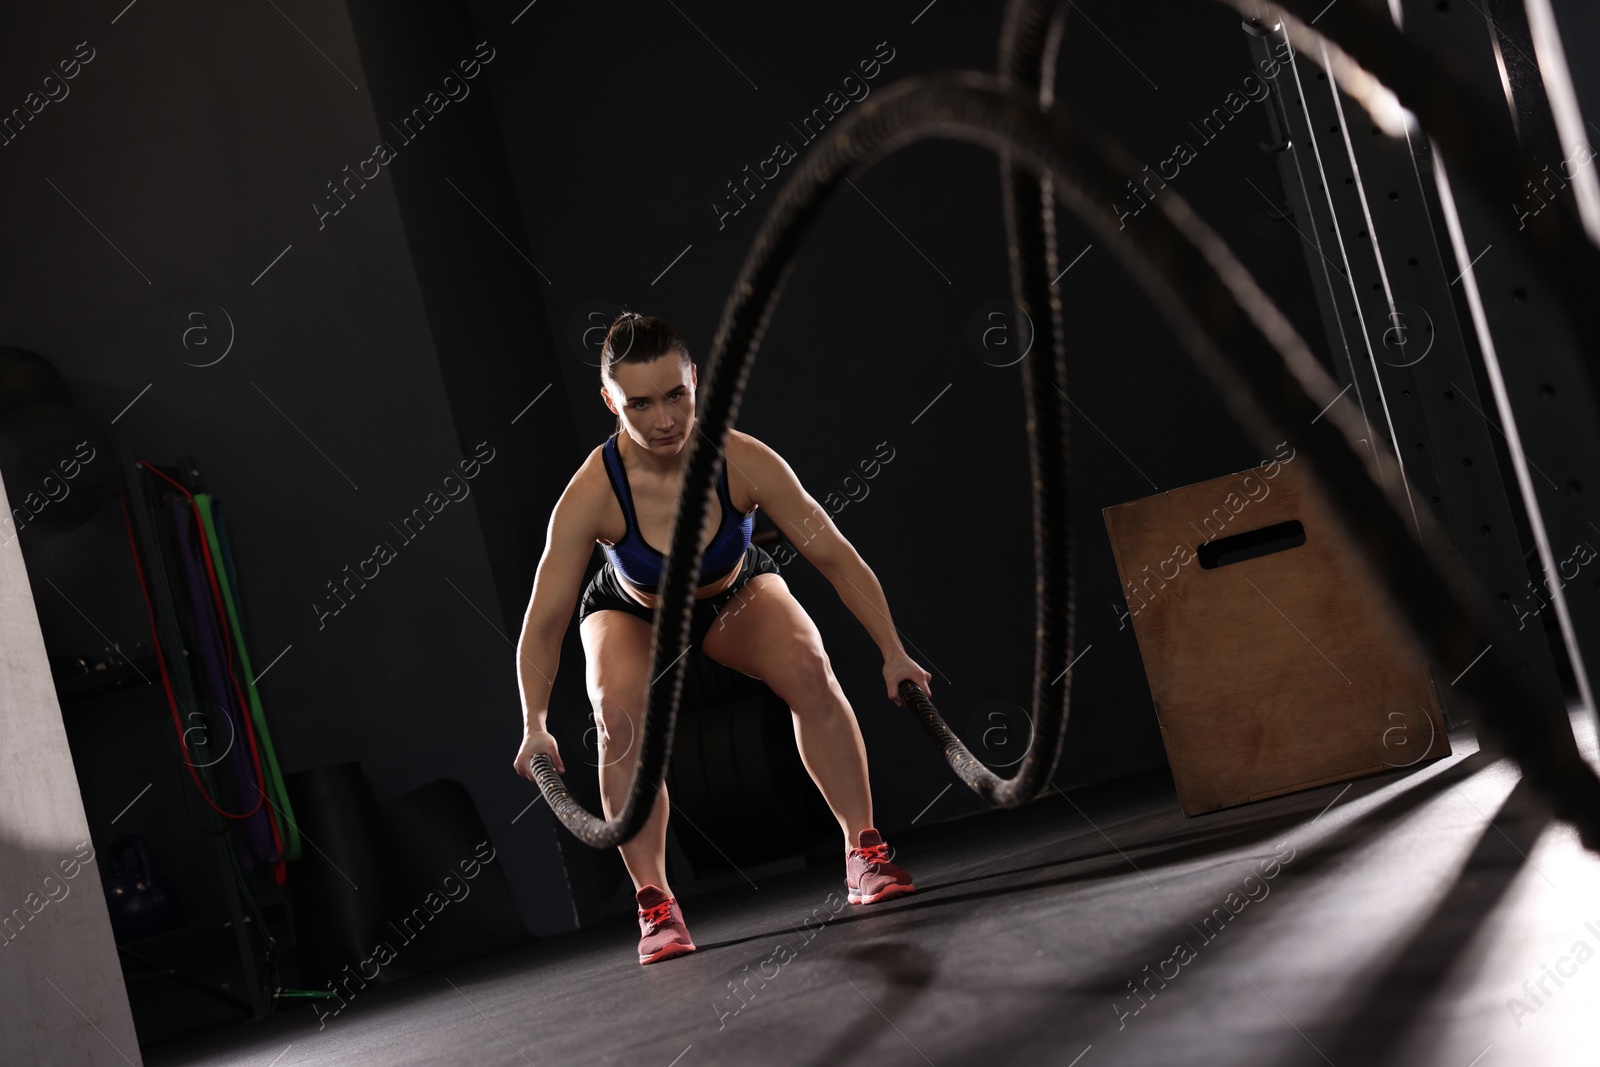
732 433 932 705
512 461 599 778
814 543 934 707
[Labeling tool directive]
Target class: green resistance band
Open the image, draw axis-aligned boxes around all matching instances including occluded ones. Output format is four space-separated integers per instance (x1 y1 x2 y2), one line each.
197 494 301 862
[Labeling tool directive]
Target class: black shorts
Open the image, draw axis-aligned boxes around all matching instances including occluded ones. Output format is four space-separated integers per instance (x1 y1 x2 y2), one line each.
576 542 781 649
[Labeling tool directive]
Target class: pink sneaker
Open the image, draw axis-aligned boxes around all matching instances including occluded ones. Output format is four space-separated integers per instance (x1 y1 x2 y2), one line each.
846 828 916 904
636 885 696 965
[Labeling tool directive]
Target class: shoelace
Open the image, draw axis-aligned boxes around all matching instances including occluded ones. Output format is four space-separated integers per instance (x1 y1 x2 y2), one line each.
852 842 890 866
640 899 675 932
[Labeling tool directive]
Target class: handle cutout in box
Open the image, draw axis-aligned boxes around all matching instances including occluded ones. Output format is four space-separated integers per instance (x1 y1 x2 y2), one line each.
1197 519 1306 569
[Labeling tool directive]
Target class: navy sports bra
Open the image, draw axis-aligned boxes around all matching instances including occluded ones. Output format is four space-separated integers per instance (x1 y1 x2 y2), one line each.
598 432 755 591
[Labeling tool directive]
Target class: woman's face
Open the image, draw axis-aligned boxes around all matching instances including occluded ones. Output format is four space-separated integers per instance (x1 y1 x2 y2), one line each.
603 355 697 451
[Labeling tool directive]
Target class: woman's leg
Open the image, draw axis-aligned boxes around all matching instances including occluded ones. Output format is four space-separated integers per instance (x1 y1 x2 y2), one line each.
579 607 675 894
700 573 873 851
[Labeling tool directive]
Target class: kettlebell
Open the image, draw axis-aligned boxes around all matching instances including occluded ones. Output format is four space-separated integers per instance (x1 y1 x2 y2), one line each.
103 835 181 943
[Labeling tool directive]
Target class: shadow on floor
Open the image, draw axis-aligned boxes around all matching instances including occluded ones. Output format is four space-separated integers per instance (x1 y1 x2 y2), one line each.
699 749 1496 959
894 747 1507 1065
1306 776 1548 1067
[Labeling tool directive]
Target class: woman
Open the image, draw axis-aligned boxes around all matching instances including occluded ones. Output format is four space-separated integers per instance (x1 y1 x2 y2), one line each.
513 312 932 966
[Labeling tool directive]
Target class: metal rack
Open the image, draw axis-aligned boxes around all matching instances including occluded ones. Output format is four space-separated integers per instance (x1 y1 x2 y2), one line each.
1245 1 1600 727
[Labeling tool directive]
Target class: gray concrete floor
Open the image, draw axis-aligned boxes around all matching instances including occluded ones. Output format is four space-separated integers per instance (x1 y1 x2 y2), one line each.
147 713 1600 1067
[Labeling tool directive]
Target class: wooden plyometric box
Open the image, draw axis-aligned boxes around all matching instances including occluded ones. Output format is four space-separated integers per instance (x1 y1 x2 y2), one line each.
1102 448 1450 815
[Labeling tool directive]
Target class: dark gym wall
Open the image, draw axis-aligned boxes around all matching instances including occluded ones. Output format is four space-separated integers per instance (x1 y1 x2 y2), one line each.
340 0 579 638
1 0 1330 941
